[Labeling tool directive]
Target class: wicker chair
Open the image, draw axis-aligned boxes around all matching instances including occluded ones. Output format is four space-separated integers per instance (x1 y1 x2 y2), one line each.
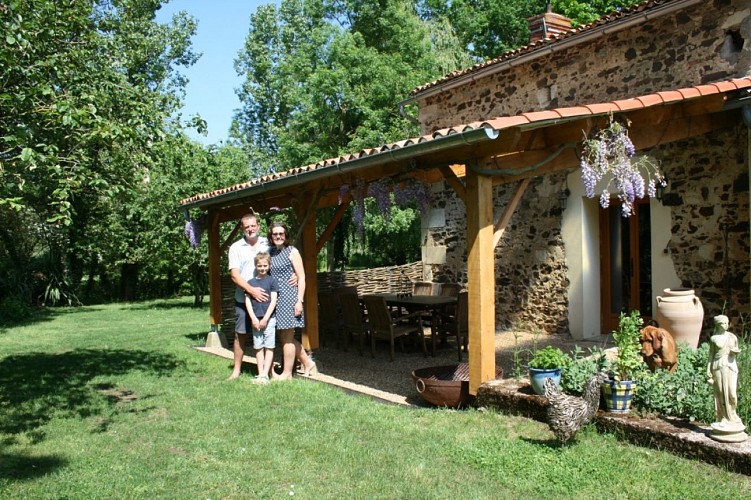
438 283 461 297
363 295 426 361
337 288 368 354
317 291 342 348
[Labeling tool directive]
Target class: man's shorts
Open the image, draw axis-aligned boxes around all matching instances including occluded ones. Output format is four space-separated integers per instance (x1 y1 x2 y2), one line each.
235 302 251 334
252 317 276 350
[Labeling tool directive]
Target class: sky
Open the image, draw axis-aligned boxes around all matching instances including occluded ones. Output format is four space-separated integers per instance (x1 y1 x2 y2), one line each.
156 0 278 145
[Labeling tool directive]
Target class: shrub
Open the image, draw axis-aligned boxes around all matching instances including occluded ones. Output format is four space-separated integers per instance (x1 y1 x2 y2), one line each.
560 345 607 395
528 346 568 370
0 294 35 326
634 342 714 423
609 310 646 381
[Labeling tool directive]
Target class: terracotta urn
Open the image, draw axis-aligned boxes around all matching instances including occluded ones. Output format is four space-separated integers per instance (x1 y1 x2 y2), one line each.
655 288 704 349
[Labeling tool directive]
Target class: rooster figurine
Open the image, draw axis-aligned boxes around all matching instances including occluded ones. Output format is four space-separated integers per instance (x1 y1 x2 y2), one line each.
543 373 606 444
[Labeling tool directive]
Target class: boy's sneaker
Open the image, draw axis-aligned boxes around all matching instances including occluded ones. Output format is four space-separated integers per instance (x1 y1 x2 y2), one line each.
253 375 269 385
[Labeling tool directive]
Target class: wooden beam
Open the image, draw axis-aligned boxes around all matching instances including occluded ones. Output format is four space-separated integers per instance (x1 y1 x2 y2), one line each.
292 189 321 246
493 178 530 248
297 201 319 351
466 168 496 395
221 221 241 254
207 209 222 328
316 200 350 254
439 164 466 203
485 148 580 185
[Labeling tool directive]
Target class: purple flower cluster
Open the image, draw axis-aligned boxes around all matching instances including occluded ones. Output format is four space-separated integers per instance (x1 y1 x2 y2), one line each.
580 119 662 217
352 179 367 237
184 219 203 248
368 178 392 220
393 180 431 216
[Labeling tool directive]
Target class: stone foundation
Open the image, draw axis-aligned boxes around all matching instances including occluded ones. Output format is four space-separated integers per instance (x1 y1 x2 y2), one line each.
477 378 751 475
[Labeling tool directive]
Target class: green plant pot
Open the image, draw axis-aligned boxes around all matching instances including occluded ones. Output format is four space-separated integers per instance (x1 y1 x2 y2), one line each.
529 367 561 396
601 379 636 413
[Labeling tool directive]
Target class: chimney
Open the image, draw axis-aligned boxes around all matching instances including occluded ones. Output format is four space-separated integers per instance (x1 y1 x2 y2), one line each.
528 2 572 43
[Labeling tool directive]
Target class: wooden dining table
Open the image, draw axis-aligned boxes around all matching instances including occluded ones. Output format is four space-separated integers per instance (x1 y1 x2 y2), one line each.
362 293 457 356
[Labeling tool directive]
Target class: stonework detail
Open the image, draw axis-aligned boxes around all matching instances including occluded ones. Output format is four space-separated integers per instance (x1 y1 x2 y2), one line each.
651 125 750 329
427 172 570 333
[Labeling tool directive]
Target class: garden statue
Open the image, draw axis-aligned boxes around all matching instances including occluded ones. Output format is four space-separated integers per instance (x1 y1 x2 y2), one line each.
707 315 748 442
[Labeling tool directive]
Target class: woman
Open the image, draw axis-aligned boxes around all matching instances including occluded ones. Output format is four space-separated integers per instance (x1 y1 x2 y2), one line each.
268 221 317 379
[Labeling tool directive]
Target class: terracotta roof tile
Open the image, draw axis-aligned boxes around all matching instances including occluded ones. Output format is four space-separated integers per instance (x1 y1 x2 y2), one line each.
695 83 723 96
635 95 665 107
520 110 563 121
556 106 595 118
584 103 618 114
655 90 685 103
677 88 702 99
612 99 645 111
713 80 742 92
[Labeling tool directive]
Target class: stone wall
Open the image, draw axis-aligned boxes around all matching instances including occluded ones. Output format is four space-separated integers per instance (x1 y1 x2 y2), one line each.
427 171 570 333
418 1 751 133
425 124 750 334
649 124 750 327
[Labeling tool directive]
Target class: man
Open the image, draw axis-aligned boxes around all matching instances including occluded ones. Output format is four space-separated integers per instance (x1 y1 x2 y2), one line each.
227 213 270 379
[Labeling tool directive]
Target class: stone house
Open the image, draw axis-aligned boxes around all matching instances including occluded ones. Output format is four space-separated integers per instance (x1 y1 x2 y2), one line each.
403 0 751 340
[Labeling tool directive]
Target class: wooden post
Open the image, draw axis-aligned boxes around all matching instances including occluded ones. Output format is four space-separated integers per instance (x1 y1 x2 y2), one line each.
298 203 319 350
206 209 225 347
466 168 496 394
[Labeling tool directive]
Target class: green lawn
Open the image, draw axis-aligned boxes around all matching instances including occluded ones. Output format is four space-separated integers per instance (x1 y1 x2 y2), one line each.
1 297 750 498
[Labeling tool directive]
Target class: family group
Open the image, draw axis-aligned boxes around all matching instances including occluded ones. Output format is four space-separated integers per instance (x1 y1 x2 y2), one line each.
227 213 318 383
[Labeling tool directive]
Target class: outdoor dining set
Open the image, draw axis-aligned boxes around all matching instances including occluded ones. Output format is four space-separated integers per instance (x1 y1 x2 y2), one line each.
317 282 468 361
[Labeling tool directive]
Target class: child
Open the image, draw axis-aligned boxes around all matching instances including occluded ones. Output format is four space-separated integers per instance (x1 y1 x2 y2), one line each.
244 252 279 384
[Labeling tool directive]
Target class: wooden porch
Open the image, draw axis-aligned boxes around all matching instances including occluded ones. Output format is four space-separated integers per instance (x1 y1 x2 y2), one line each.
180 77 751 395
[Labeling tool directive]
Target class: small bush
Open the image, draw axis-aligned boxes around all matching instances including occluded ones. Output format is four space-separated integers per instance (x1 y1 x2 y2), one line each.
633 342 714 423
528 345 568 370
0 294 35 325
560 346 607 395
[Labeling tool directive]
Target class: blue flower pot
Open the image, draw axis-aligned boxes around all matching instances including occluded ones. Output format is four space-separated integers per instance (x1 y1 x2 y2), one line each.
528 367 562 396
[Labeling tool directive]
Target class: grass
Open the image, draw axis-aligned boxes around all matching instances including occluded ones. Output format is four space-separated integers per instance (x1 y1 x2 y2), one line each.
2 297 751 498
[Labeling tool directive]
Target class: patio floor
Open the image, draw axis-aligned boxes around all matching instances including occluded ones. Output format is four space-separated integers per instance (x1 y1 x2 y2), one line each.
194 328 614 406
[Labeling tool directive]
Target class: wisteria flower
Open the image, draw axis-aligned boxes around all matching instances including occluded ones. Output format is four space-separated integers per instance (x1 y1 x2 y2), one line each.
580 117 665 217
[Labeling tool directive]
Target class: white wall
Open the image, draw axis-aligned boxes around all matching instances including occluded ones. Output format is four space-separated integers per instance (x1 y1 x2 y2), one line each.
562 170 602 340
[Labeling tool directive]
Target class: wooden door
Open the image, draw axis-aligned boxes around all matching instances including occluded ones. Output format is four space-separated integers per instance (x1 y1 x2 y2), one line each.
600 201 653 333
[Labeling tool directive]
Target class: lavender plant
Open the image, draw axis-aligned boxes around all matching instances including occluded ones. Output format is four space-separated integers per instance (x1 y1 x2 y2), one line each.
580 117 665 217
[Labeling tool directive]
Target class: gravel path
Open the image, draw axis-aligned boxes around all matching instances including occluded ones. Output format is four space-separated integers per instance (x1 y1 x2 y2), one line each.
308 329 613 406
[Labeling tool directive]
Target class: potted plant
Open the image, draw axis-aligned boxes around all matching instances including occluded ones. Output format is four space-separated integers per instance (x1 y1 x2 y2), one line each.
602 310 646 412
528 345 568 396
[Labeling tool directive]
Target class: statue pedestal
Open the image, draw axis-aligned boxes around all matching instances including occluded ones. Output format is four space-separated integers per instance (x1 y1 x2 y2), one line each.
710 421 748 443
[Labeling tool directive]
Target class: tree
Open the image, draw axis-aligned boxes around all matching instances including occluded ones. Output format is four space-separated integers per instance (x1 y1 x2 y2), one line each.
419 0 645 62
233 0 471 269
234 0 472 170
0 0 198 309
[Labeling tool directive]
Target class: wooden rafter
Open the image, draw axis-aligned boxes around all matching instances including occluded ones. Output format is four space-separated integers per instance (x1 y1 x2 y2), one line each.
493 178 530 248
439 164 466 203
316 199 351 254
